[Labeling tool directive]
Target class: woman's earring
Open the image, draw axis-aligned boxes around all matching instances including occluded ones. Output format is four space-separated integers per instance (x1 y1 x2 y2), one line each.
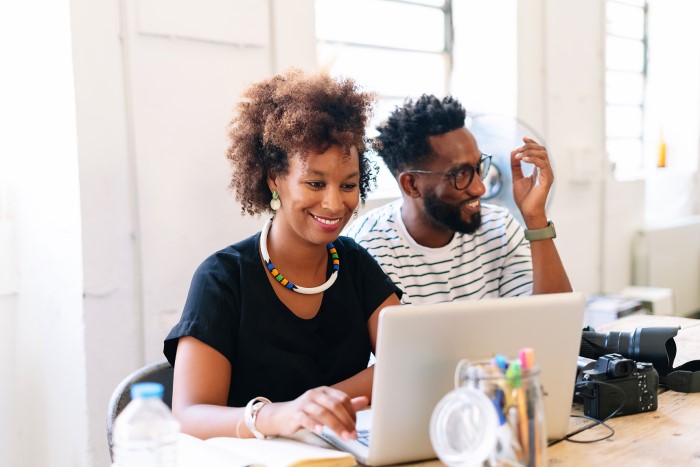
270 191 281 211
353 210 358 218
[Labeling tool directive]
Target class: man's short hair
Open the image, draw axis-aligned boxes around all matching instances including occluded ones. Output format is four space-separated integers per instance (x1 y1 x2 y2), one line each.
375 94 466 176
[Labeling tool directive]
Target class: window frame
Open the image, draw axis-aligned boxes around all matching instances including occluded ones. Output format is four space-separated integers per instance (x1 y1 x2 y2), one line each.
605 0 649 175
315 0 454 198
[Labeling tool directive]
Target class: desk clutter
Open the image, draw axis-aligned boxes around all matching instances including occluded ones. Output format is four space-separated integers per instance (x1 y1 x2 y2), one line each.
569 323 700 441
153 315 700 467
430 349 547 467
583 295 647 329
430 324 700 465
583 287 675 330
549 315 700 466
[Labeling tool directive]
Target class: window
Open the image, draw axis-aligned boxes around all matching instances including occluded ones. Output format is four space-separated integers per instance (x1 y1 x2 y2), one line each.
315 0 453 198
606 0 648 174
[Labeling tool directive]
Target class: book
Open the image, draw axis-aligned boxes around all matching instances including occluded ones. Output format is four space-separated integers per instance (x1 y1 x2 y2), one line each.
178 432 357 467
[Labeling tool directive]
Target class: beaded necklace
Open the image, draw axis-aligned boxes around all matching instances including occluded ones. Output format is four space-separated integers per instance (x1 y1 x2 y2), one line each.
260 218 339 294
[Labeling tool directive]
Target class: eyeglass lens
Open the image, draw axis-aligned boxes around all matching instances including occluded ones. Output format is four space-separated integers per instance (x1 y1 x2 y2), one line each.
454 156 491 190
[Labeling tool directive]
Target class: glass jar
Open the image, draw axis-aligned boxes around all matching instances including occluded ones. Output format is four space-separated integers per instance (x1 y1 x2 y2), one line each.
431 359 547 466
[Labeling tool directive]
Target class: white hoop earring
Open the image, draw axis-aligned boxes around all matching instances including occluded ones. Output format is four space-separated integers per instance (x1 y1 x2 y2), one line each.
270 191 281 211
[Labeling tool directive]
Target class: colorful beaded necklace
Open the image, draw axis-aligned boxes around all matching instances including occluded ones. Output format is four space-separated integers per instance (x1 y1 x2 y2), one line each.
260 218 339 294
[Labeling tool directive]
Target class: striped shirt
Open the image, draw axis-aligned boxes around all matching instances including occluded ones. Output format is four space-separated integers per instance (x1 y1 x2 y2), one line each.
345 199 533 305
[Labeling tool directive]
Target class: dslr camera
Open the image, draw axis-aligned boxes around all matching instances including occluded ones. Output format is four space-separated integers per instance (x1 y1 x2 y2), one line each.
576 353 659 419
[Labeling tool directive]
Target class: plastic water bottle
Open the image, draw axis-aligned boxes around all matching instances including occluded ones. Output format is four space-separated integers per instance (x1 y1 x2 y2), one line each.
113 382 180 467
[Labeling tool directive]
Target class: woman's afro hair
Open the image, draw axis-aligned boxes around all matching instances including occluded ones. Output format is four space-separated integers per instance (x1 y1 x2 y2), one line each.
226 68 377 216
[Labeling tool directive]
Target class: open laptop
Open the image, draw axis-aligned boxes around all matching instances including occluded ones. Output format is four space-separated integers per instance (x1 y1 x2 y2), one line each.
320 292 586 466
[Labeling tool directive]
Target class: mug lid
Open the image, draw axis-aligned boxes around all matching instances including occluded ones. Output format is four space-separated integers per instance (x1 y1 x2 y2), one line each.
429 386 499 466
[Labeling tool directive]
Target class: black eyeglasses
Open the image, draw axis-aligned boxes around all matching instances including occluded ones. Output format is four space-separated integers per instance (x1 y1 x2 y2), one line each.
403 154 492 191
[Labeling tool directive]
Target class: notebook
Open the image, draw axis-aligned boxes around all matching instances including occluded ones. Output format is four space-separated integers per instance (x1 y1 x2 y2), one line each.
320 292 586 466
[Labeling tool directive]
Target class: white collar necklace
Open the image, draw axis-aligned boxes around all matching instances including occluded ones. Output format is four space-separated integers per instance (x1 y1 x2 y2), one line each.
259 218 339 294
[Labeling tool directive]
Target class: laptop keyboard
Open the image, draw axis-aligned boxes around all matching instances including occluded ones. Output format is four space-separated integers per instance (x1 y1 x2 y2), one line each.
356 429 371 447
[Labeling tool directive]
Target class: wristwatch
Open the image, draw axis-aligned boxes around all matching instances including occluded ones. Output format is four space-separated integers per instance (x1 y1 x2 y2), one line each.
524 220 556 241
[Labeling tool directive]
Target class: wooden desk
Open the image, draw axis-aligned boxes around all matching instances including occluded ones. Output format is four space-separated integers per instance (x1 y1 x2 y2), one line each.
548 314 700 467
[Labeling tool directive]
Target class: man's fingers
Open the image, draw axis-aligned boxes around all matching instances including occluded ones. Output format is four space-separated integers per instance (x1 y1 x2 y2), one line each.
511 150 525 178
514 136 546 157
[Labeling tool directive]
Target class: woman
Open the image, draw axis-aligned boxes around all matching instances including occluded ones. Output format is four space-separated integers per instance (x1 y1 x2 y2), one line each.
164 69 402 442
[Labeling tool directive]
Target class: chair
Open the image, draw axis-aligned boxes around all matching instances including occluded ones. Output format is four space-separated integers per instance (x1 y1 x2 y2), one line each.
106 359 174 461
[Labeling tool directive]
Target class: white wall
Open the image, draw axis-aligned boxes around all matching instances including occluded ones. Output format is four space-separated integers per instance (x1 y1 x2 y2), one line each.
520 0 604 293
70 1 142 464
2 1 317 466
0 126 19 465
71 0 318 465
517 0 648 294
0 260 19 463
643 0 700 224
452 0 517 116
0 1 90 466
120 0 317 364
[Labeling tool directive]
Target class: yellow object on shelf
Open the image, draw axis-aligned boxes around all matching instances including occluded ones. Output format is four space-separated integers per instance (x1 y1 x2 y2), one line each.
657 132 667 168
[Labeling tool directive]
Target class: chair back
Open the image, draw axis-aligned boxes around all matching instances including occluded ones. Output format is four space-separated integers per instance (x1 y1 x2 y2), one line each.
106 359 174 461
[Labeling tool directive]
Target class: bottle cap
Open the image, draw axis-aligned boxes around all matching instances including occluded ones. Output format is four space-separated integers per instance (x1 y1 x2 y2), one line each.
130 382 164 400
430 386 498 466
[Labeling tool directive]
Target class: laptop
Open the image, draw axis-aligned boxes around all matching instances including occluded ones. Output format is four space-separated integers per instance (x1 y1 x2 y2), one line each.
320 292 586 466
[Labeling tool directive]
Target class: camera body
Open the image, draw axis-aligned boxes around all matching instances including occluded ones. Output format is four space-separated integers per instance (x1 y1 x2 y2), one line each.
578 353 659 419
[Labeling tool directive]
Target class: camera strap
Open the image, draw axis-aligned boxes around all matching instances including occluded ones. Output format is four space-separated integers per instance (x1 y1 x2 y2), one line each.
663 361 700 393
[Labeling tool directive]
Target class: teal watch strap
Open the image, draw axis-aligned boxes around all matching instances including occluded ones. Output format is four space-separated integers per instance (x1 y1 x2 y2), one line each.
524 220 556 241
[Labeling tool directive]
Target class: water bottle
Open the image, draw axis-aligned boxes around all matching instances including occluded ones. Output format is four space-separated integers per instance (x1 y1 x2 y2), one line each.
113 382 180 467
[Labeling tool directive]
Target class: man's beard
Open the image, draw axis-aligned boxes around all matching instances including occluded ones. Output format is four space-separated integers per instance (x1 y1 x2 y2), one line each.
423 191 482 235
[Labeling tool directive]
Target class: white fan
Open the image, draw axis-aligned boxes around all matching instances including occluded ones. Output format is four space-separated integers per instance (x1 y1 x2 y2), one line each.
467 113 553 227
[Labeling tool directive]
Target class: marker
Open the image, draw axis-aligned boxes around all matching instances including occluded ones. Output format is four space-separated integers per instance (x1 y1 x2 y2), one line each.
492 387 507 425
493 354 509 373
519 347 534 370
507 360 529 457
518 348 539 466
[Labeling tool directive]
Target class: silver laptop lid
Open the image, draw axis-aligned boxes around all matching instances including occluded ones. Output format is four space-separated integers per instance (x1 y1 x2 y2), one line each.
367 292 585 466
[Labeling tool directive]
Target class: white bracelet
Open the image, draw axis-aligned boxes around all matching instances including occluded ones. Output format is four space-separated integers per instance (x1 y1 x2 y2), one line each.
244 396 273 440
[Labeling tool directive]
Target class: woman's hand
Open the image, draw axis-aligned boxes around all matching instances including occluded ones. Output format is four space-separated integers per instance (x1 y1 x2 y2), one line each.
258 387 368 440
510 136 553 227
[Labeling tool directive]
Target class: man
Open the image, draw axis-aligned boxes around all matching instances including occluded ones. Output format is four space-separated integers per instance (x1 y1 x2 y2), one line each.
346 95 572 304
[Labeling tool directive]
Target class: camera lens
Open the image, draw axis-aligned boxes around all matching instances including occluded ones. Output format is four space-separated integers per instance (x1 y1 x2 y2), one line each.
580 326 679 375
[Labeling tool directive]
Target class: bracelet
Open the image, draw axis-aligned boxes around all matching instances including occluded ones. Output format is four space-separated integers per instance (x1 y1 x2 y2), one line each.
235 417 244 439
244 396 273 440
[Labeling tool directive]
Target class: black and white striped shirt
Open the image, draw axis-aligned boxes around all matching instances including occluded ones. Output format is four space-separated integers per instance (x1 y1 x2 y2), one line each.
345 200 533 305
